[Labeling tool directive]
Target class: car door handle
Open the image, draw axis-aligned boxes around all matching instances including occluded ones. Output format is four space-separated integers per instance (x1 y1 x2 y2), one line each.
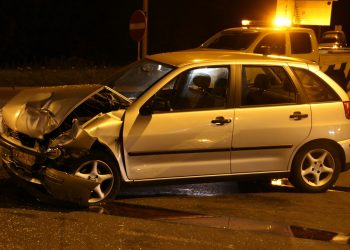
211 116 232 125
289 111 308 120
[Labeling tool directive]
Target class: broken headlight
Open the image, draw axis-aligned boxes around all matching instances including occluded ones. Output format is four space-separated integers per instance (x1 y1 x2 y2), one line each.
46 147 62 159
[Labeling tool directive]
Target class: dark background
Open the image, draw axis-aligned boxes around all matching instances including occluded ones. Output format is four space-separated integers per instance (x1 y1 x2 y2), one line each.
0 0 348 67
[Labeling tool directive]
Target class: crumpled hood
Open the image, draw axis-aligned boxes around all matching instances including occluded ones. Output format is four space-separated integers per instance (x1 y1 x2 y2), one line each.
2 84 105 139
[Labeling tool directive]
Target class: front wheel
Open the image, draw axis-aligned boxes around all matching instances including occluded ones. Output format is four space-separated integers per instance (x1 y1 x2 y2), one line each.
289 143 341 192
70 150 120 204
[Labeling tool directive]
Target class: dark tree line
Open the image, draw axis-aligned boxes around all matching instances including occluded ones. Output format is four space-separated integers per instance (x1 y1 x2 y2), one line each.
0 0 141 67
0 0 348 67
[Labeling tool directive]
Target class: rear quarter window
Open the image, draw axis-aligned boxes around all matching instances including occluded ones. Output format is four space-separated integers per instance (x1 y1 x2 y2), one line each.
291 67 340 102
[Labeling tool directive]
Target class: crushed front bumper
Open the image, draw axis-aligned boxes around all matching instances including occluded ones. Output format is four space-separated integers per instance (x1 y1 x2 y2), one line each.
0 136 98 207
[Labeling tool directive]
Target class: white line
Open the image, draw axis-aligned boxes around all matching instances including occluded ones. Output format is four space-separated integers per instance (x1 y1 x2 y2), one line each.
130 23 146 30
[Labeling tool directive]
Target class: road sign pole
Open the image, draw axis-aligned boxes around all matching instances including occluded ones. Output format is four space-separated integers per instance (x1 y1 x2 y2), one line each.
142 0 149 58
137 42 141 61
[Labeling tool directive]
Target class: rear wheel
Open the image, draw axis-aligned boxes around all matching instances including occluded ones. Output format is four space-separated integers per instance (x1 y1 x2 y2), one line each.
289 142 340 192
70 150 120 204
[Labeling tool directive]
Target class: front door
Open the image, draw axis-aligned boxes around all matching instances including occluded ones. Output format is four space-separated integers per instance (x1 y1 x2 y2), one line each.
123 66 234 180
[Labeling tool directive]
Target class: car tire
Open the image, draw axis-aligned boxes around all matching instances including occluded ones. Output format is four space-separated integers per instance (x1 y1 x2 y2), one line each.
289 142 341 193
69 150 121 204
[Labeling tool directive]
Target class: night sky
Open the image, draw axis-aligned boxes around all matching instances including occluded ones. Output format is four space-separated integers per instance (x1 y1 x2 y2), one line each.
0 0 349 67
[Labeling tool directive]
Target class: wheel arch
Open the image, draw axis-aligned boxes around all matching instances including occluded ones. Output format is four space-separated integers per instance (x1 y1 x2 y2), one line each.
85 138 130 183
292 138 346 171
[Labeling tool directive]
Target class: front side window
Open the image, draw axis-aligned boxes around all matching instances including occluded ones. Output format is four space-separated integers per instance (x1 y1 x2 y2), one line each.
241 65 297 106
292 67 340 102
254 33 286 55
148 67 229 112
290 32 312 54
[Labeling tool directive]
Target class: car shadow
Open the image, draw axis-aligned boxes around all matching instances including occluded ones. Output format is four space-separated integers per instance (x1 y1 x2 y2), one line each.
0 172 296 209
4 167 347 211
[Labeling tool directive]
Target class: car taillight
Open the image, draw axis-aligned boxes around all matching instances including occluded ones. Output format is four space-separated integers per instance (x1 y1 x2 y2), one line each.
344 101 350 119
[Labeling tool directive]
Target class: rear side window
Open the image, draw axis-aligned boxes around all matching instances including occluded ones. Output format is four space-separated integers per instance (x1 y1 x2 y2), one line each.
292 67 340 102
290 32 312 54
241 65 297 106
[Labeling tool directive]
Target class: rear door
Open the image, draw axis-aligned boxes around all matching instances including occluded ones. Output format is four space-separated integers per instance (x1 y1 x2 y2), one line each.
231 64 311 173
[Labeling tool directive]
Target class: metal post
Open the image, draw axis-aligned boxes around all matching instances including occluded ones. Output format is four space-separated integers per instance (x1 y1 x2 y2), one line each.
142 0 149 58
137 42 141 61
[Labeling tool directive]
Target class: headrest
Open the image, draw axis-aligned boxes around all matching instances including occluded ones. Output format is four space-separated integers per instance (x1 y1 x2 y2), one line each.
214 78 227 96
254 74 270 90
193 74 211 89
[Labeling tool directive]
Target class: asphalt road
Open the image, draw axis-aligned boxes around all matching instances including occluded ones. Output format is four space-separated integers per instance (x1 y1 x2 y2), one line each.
1 166 350 249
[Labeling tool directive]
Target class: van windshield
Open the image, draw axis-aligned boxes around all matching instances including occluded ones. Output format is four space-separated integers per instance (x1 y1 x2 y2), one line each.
202 31 259 50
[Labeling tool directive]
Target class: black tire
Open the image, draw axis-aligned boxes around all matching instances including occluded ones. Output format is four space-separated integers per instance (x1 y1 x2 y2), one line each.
69 150 121 204
289 142 341 193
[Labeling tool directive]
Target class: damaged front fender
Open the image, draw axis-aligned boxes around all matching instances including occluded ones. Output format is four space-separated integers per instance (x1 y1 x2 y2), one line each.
48 110 124 157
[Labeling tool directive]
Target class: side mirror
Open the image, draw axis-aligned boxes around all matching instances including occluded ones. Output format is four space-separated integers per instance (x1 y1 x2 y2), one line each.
139 97 172 116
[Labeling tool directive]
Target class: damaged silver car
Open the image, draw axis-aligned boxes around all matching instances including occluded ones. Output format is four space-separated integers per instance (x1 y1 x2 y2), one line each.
1 50 350 207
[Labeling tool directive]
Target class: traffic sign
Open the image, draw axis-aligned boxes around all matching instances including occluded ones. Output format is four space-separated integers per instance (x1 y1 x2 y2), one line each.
129 10 147 42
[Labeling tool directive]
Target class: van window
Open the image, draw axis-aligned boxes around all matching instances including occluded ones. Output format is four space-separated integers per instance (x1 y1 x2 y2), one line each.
203 31 260 50
290 32 312 54
254 33 285 55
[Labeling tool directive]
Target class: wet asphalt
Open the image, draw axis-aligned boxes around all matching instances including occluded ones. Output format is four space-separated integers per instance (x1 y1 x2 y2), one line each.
1 167 350 249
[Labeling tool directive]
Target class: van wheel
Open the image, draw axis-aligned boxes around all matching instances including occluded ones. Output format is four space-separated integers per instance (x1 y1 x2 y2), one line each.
70 150 120 204
289 143 340 192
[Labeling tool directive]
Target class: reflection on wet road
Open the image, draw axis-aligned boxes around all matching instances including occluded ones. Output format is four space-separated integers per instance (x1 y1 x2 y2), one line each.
118 179 297 198
2 167 350 247
88 201 350 246
89 179 350 246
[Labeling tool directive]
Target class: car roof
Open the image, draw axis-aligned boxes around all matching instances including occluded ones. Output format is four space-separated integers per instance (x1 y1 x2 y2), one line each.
146 49 310 68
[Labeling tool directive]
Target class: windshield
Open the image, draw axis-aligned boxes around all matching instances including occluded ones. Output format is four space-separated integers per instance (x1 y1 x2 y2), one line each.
107 59 174 101
202 31 259 50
